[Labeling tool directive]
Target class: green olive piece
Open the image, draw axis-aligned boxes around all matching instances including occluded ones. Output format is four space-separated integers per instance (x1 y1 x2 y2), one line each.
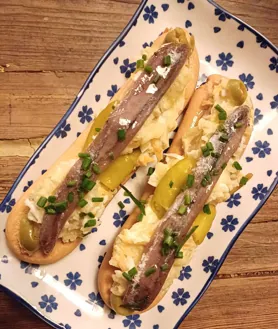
165 28 188 45
226 79 248 106
19 217 40 252
110 294 134 316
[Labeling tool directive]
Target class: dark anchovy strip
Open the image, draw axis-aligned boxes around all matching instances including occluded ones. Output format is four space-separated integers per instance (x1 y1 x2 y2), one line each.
122 105 250 310
39 43 189 254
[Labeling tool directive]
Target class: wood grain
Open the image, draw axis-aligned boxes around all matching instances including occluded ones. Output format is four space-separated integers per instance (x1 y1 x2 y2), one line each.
0 0 277 328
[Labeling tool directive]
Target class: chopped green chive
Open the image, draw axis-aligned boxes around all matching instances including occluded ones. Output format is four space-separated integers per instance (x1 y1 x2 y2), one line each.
124 191 129 197
212 169 220 176
147 167 155 176
82 178 96 191
203 149 210 157
169 180 174 188
48 195 56 203
137 213 144 222
233 161 242 170
45 206 56 215
79 191 85 200
144 266 157 277
175 251 183 259
142 54 147 61
122 272 132 281
175 225 199 256
84 219 96 228
201 178 208 187
203 204 211 215
164 228 173 237
95 127 101 132
92 163 101 175
178 205 187 215
117 129 126 141
78 153 90 158
234 122 243 129
88 212 95 218
164 235 174 247
221 163 227 170
82 156 92 171
92 197 104 202
160 263 169 272
79 212 87 219
78 199 88 208
211 152 220 159
204 173 212 184
67 180 77 187
128 267 138 278
37 196 47 208
118 201 125 210
120 184 146 215
186 174 195 188
153 74 161 84
215 104 225 112
67 192 74 203
163 55 171 66
136 59 144 69
144 65 153 73
109 152 114 160
219 134 229 143
85 170 92 178
218 123 226 132
218 111 227 121
240 176 249 186
53 201 68 213
206 142 214 151
184 193 191 205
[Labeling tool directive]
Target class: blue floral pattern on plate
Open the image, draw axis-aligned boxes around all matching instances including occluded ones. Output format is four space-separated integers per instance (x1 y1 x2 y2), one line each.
0 1 277 329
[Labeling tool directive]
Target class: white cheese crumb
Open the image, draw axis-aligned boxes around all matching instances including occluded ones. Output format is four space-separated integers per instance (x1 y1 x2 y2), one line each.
119 118 131 126
146 83 158 94
156 65 170 79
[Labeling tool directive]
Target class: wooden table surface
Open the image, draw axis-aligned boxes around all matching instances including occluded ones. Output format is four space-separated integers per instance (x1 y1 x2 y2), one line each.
0 0 277 328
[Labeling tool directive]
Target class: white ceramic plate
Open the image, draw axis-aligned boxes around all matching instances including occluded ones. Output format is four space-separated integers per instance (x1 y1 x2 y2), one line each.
0 1 277 328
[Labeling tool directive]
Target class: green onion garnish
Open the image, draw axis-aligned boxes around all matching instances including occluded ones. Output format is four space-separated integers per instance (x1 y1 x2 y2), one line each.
234 122 243 129
118 201 125 210
164 228 173 237
48 195 56 203
67 180 77 187
233 161 242 170
144 65 153 73
203 204 211 215
78 199 88 208
122 272 132 281
215 104 225 112
45 206 56 215
153 74 161 84
175 251 184 259
81 178 96 191
204 173 212 184
219 134 229 143
82 156 92 171
206 142 214 151
144 266 157 277
136 59 144 69
218 111 227 121
79 191 85 200
120 184 146 215
92 163 101 175
203 149 210 157
184 193 191 205
109 152 114 160
95 127 101 132
201 178 208 187
240 176 249 186
85 171 92 178
117 129 126 141
142 54 147 61
160 264 169 272
78 153 90 158
37 196 47 208
88 212 95 218
137 213 144 222
92 197 104 202
218 123 226 132
178 205 187 215
163 55 171 66
147 167 155 176
212 169 220 176
53 201 68 213
211 152 220 159
186 174 195 188
221 163 227 170
84 219 96 228
175 225 199 256
201 145 208 154
128 267 138 278
164 235 174 247
169 180 174 188
67 192 74 203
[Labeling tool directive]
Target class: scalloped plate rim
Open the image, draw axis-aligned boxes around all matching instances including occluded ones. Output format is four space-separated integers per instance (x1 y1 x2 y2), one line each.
0 1 277 329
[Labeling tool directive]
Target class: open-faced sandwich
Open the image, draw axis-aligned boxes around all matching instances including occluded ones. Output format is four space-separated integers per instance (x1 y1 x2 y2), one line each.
5 27 199 264
98 74 254 314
